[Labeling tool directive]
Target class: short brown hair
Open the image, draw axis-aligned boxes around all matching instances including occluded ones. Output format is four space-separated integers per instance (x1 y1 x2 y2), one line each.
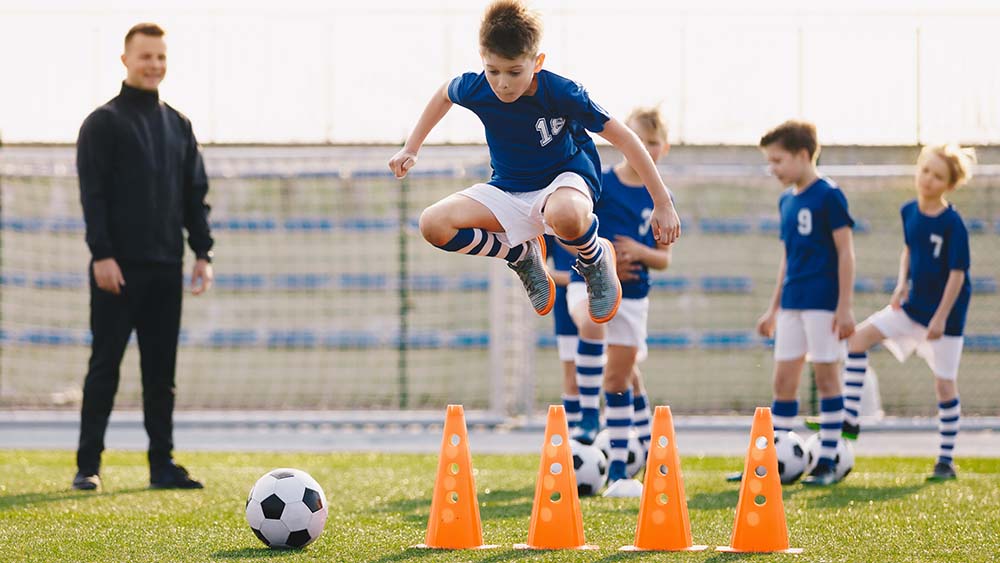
479 0 542 59
760 119 820 161
626 106 668 142
125 23 165 48
920 144 977 188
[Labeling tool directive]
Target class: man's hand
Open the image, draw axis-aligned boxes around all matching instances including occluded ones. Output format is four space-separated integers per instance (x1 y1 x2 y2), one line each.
191 259 214 296
388 149 418 179
833 307 856 340
92 258 125 295
649 203 681 245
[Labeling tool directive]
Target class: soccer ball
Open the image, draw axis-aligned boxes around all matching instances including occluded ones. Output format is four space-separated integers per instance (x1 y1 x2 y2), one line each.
773 431 808 484
246 468 328 549
803 433 855 482
593 429 646 478
571 440 608 496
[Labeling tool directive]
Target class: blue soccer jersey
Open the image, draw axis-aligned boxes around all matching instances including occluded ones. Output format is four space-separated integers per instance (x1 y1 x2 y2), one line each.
448 69 610 197
570 168 660 299
547 235 578 337
900 200 971 336
778 177 854 311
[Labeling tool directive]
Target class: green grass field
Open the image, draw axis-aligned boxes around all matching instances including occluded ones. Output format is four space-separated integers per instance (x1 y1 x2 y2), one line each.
2 450 998 562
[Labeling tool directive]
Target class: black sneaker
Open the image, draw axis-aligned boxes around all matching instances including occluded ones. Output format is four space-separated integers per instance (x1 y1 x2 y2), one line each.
927 462 957 482
804 417 861 441
72 472 101 491
725 471 743 483
150 463 204 489
802 463 839 486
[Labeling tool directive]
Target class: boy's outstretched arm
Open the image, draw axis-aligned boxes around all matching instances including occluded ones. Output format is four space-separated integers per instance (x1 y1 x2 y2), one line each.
833 226 856 339
597 118 681 245
389 83 453 178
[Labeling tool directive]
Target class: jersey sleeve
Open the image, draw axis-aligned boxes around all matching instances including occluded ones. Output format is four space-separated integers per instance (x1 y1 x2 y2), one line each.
826 188 855 230
947 215 971 271
447 72 480 107
559 80 610 133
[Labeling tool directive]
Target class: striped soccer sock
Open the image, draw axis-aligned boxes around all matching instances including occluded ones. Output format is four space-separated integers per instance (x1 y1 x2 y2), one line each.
605 390 634 481
938 397 960 465
575 338 605 428
633 392 652 449
819 396 845 468
437 228 526 262
562 394 582 429
558 215 602 265
843 352 867 427
772 399 798 433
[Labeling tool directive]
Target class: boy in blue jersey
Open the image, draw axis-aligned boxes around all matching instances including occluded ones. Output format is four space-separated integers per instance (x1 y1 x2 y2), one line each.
835 144 975 481
732 120 856 486
566 107 673 498
388 0 680 326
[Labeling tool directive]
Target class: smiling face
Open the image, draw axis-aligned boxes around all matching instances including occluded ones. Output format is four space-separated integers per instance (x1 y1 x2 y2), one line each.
481 50 543 103
121 33 167 91
762 143 811 187
915 150 956 200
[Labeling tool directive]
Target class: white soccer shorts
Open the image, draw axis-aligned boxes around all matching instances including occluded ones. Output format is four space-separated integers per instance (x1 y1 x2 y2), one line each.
774 309 845 363
457 171 592 247
868 305 964 380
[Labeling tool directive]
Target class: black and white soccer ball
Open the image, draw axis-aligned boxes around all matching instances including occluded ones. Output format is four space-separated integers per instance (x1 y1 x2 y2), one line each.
593 429 646 478
571 440 608 496
245 468 328 549
774 431 808 484
804 433 856 482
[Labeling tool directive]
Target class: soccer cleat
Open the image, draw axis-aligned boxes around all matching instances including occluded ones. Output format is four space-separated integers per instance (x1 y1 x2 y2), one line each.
572 237 622 324
804 417 860 440
802 463 839 486
725 471 743 483
602 478 643 498
72 472 101 491
571 415 600 445
927 462 957 482
507 236 555 316
150 463 204 489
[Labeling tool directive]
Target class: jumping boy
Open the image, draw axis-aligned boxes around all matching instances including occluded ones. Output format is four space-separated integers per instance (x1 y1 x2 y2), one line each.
388 0 680 328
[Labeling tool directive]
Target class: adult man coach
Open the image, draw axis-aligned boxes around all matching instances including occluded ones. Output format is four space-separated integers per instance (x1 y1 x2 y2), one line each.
73 23 214 491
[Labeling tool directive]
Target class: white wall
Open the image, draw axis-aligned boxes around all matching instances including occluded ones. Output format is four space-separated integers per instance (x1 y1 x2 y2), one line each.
1 0 998 144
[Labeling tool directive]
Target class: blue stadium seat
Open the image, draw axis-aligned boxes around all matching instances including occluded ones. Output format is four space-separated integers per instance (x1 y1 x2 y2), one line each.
853 219 871 233
0 273 29 287
284 217 334 231
214 274 267 291
211 218 277 231
1 217 44 232
854 277 878 293
33 273 85 289
267 330 318 348
699 218 752 234
536 334 556 348
407 274 447 291
972 277 997 294
650 277 692 291
646 332 694 349
965 334 1000 352
207 329 259 347
700 276 752 293
964 218 986 234
451 331 490 349
700 331 757 349
273 274 333 290
455 274 489 291
324 330 382 348
48 217 86 232
759 217 781 235
19 329 85 346
338 273 389 290
338 217 397 232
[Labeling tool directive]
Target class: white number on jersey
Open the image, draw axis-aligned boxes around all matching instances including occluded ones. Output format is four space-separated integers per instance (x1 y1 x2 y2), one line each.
797 208 812 236
930 233 943 258
535 117 565 147
639 208 653 236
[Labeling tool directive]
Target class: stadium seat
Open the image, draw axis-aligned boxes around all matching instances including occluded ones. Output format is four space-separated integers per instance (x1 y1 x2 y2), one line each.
646 332 694 349
700 276 753 293
700 331 757 349
699 217 752 234
649 277 692 291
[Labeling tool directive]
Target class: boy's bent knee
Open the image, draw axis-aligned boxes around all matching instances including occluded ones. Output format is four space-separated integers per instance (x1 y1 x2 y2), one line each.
419 206 454 247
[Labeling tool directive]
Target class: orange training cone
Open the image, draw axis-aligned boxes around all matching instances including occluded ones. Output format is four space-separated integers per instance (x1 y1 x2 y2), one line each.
717 407 802 554
621 406 708 552
416 405 496 549
514 405 598 550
